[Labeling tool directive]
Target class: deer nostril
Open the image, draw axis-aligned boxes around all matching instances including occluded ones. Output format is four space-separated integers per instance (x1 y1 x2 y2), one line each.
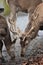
0 8 4 13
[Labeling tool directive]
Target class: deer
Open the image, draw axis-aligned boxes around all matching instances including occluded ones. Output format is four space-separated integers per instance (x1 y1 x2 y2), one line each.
20 3 43 56
6 0 42 57
0 15 17 62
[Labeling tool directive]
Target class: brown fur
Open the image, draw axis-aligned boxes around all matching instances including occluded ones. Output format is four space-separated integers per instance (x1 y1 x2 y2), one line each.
7 0 42 57
25 3 43 39
21 3 43 56
0 15 15 61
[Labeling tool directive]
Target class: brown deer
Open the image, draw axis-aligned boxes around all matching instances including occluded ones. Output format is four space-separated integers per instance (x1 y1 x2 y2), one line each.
20 3 43 56
0 15 16 62
7 0 42 57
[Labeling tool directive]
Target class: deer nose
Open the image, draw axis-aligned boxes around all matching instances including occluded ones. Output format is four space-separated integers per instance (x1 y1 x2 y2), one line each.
0 8 4 13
